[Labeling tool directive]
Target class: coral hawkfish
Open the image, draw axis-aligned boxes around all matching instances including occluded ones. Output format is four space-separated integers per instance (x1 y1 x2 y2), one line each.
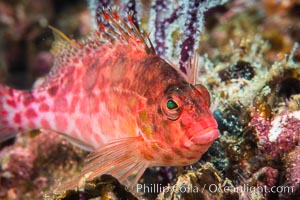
0 8 219 191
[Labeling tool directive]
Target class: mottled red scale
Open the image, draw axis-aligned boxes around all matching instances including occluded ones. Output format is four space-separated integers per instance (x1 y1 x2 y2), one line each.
40 118 50 128
73 83 81 93
1 120 8 125
61 78 74 95
55 115 68 131
23 93 35 106
79 101 88 113
54 97 68 112
72 57 79 64
37 96 46 103
13 113 21 124
1 110 8 116
75 118 92 140
7 88 14 97
90 98 99 113
6 99 16 108
69 97 79 113
74 117 84 133
25 108 38 118
82 57 101 92
48 86 58 96
39 103 50 112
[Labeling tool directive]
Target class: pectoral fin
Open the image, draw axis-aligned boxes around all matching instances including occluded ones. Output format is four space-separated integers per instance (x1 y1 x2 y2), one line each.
54 136 149 193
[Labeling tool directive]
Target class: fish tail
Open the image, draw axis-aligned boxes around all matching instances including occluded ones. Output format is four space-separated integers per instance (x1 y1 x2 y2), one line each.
0 84 22 143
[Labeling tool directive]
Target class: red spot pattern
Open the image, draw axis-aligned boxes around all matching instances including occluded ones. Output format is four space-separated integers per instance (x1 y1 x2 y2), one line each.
23 93 35 106
1 110 8 116
55 115 68 131
48 86 58 96
13 113 21 124
6 99 16 108
25 108 38 119
39 103 49 112
1 120 8 125
37 96 46 102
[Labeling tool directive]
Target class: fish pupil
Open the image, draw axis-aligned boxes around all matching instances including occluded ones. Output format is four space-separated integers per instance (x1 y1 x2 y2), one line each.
166 99 178 110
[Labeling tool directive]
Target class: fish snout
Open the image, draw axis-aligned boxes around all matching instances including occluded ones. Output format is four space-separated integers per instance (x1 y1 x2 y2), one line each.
190 127 220 145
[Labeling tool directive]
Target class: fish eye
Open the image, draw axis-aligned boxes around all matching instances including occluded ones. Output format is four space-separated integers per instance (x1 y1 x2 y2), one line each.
166 99 179 110
161 96 182 120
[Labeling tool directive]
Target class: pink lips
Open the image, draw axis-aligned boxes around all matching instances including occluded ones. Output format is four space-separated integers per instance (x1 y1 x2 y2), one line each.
190 127 220 145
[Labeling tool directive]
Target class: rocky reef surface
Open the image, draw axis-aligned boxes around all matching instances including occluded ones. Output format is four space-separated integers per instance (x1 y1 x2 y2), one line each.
0 0 299 199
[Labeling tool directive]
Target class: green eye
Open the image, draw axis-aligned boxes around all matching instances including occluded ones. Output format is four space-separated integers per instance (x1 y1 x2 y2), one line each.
166 99 178 110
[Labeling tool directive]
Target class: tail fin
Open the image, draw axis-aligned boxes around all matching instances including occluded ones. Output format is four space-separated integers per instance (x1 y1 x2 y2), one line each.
0 84 20 143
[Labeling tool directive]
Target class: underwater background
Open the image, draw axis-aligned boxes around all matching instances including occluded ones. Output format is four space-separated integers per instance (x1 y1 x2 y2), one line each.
0 0 299 199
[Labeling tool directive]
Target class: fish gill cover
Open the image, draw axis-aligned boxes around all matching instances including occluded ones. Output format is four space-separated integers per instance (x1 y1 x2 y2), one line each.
0 0 300 200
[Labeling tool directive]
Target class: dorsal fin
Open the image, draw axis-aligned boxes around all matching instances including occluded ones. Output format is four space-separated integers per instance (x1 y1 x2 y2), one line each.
96 7 155 54
48 25 81 54
37 8 156 91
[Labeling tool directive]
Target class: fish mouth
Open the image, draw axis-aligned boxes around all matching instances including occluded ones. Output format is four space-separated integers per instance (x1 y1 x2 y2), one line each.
190 127 220 145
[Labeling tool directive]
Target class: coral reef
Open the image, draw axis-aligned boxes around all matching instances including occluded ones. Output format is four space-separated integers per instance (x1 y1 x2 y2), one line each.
0 0 300 199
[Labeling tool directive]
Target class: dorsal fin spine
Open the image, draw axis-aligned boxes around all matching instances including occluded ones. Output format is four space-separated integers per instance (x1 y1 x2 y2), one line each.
97 7 155 54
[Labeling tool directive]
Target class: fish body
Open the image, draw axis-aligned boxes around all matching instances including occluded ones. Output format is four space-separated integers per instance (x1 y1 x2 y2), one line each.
0 9 219 190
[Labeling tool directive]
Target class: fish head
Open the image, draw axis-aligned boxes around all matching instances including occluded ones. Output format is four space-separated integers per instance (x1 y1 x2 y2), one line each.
141 81 219 166
161 83 219 144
